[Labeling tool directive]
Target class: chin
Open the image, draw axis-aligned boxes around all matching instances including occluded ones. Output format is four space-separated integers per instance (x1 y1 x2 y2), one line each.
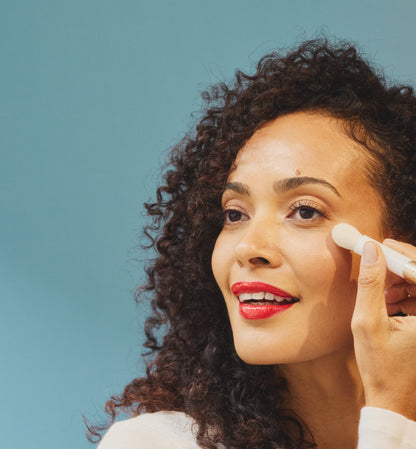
233 335 355 366
234 342 298 365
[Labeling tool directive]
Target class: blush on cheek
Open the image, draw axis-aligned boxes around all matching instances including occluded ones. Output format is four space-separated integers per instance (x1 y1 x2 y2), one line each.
289 237 335 276
293 236 356 300
326 234 356 277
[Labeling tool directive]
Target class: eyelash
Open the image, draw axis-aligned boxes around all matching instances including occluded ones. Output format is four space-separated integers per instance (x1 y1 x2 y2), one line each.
223 200 326 225
223 208 247 224
287 200 326 221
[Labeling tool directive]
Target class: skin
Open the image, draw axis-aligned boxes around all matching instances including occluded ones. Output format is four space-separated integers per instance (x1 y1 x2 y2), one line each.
211 111 416 448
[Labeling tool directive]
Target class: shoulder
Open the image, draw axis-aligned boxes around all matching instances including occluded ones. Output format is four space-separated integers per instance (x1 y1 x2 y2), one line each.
98 411 201 449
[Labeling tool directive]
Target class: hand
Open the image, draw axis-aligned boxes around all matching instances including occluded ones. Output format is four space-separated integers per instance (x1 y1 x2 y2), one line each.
383 239 416 316
352 240 416 420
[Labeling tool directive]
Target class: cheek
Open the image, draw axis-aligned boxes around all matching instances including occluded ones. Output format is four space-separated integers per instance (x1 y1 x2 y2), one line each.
288 234 357 303
211 233 231 290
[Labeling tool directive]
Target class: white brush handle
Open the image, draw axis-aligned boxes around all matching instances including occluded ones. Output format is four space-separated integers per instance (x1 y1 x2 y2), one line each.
354 235 412 278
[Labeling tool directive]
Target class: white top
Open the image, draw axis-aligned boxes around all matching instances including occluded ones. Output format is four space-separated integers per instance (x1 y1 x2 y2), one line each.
98 411 199 449
98 407 416 449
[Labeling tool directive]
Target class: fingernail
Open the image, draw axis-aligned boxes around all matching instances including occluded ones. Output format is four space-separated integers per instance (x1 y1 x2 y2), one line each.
362 241 379 265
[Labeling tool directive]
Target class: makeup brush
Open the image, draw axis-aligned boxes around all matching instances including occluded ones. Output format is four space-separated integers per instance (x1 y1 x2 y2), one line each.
331 223 416 284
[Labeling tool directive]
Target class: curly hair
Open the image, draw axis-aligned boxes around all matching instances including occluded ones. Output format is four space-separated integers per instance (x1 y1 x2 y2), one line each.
88 39 416 448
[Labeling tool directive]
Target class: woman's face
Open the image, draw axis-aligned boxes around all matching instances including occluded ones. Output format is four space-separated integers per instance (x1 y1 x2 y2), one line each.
211 111 385 365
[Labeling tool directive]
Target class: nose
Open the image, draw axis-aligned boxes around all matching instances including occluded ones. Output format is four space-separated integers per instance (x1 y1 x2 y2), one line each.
234 218 283 268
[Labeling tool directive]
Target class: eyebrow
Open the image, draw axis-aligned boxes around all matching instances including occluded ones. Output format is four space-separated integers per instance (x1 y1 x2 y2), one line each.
224 176 341 197
274 176 341 197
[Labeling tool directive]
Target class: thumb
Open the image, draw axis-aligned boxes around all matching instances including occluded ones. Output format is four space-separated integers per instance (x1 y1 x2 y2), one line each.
352 241 388 335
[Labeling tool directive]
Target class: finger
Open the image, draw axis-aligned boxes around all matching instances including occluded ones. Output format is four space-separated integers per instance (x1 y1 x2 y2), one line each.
383 238 416 260
352 241 388 335
386 297 416 316
385 282 416 303
384 270 405 286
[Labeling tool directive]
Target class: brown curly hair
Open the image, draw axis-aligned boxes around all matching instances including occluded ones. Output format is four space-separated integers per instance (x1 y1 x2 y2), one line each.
88 38 416 448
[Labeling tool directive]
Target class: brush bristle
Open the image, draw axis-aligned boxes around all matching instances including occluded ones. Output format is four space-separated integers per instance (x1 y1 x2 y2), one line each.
331 223 362 250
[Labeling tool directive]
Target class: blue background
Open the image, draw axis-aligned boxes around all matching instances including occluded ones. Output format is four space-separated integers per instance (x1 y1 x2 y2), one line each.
2 1 415 448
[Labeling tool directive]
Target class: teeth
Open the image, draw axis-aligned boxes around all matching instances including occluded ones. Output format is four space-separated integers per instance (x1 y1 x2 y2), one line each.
237 291 293 302
239 293 252 301
252 292 265 300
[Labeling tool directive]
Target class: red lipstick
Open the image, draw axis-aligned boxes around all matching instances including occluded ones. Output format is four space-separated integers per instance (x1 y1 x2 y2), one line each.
231 281 293 298
239 302 294 319
231 282 298 320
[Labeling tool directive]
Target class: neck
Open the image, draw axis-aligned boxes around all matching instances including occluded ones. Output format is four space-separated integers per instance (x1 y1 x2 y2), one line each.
277 349 364 449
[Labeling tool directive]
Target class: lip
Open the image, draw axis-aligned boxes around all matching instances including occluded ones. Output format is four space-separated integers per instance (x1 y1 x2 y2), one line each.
239 302 295 320
231 281 293 298
231 282 297 320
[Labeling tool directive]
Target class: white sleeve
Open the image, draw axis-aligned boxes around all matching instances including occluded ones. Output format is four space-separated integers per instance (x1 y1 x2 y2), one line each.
97 412 201 449
97 420 171 449
358 407 416 449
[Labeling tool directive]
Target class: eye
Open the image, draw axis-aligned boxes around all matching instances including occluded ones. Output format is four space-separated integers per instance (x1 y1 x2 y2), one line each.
223 209 247 224
297 206 320 219
288 200 325 221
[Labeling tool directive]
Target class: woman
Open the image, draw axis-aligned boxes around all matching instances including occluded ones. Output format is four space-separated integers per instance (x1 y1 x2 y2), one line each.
92 39 416 448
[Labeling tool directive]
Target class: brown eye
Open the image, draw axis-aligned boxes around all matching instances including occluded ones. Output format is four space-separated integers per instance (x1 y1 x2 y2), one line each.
298 206 317 219
288 201 325 222
224 209 244 223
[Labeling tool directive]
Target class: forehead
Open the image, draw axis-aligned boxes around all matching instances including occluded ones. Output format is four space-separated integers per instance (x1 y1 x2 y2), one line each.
231 112 370 189
227 111 385 237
